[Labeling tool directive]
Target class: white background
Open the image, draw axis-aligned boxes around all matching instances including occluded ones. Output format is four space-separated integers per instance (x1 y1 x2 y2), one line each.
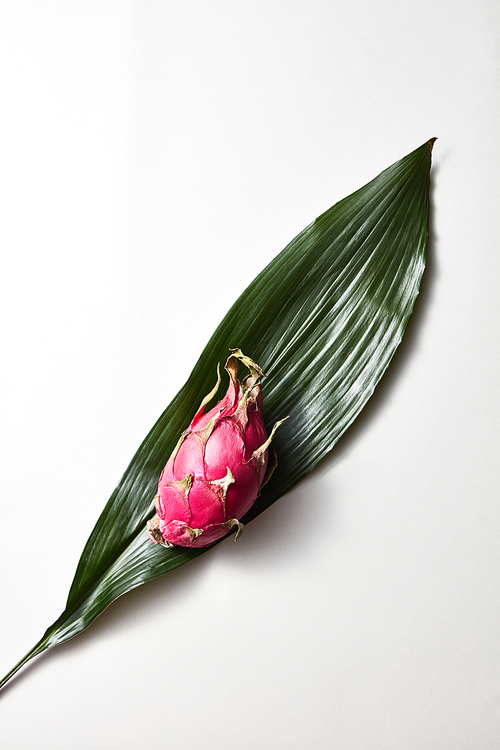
0 1 499 748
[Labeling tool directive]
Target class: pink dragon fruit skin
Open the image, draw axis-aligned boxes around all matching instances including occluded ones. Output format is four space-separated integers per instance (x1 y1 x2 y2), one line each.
147 349 286 549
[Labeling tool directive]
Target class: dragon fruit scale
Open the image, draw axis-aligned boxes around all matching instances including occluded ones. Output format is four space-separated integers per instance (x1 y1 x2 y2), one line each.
147 349 287 549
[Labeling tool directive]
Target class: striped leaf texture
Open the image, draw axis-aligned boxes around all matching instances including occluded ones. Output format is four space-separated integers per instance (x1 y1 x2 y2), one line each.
1 139 435 689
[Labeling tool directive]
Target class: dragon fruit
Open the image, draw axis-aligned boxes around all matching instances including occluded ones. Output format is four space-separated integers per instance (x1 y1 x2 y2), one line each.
147 349 286 548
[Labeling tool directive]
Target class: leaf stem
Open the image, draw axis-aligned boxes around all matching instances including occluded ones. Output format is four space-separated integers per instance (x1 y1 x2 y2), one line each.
0 636 50 691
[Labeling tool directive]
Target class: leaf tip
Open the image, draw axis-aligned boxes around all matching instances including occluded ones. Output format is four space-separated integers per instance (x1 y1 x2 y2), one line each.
428 137 438 152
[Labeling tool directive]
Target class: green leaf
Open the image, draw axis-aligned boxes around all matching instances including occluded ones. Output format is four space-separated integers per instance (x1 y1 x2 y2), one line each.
1 139 435 689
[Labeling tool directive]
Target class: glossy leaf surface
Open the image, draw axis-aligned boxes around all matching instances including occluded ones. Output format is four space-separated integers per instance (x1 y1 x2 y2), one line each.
1 140 434 689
